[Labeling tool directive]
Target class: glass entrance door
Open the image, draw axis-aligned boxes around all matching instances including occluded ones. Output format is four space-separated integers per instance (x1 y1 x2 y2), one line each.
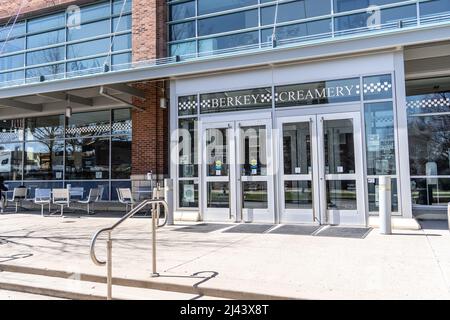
201 119 274 222
237 120 274 222
318 113 365 225
279 112 365 225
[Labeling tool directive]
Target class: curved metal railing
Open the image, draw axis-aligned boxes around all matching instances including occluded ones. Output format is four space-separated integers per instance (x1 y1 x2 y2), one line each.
90 199 169 299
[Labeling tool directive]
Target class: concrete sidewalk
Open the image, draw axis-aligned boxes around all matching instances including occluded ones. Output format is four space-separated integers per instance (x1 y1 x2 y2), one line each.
0 212 450 299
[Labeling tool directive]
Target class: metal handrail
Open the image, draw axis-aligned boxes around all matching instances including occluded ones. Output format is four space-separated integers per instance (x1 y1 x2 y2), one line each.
90 199 169 300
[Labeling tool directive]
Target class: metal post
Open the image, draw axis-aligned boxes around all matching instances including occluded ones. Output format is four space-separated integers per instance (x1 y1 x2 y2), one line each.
447 202 450 231
164 178 174 225
151 205 159 277
379 176 392 235
107 232 113 300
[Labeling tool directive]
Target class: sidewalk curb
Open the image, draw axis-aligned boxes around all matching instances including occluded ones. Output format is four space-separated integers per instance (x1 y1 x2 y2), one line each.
0 264 297 300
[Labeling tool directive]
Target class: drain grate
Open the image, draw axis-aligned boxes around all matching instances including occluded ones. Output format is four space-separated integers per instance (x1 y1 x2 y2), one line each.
223 224 274 234
174 223 232 233
314 227 372 239
269 225 322 236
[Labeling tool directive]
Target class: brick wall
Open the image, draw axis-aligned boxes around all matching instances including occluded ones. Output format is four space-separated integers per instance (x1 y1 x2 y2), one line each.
131 82 168 176
131 0 168 176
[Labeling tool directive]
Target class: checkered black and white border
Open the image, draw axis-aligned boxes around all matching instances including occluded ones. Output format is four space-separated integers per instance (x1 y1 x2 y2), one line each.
178 100 197 111
407 98 450 109
363 81 392 94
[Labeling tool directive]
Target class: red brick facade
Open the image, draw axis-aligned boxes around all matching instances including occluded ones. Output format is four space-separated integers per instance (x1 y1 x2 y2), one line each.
131 0 168 176
0 0 169 176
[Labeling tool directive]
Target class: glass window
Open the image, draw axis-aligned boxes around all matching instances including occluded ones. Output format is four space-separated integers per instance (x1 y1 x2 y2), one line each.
24 140 64 180
27 29 65 49
25 115 64 140
80 2 111 23
0 37 25 54
28 13 65 33
335 4 416 33
0 54 24 70
0 142 23 181
261 0 331 25
363 74 393 100
198 10 258 36
67 19 110 41
179 180 198 208
113 0 133 14
364 102 396 175
112 108 132 135
26 64 64 80
261 19 331 42
65 137 110 180
67 56 106 72
0 119 24 142
0 22 25 41
284 181 313 209
407 92 450 115
420 0 450 19
0 70 24 84
112 53 131 70
112 136 131 179
170 1 196 21
67 38 111 59
198 0 257 15
408 115 450 176
170 21 196 41
334 0 407 13
66 110 110 137
113 33 132 51
178 118 198 178
368 178 398 212
113 15 132 32
283 122 311 175
411 178 450 206
26 46 65 66
199 31 259 53
170 41 196 57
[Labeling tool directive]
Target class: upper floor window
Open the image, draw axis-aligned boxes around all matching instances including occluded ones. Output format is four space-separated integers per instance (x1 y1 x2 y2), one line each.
198 0 258 15
0 0 132 84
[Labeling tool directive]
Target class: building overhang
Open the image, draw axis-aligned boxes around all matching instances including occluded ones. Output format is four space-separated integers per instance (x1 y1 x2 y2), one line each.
0 83 147 119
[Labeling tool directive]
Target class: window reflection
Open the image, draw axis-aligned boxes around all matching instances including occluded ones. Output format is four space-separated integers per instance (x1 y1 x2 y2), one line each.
66 111 110 137
408 115 450 176
25 115 64 140
364 102 396 175
24 140 64 180
0 142 23 181
65 138 110 180
111 136 131 179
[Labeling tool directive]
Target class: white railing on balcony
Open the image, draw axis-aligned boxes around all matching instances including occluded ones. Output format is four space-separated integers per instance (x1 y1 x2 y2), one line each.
0 11 449 90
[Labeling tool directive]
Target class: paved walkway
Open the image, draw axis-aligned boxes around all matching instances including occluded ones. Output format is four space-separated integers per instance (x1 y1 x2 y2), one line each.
0 212 450 299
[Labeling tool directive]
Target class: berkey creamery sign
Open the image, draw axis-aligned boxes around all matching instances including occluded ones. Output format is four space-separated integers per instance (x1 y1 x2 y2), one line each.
178 76 391 114
275 77 361 108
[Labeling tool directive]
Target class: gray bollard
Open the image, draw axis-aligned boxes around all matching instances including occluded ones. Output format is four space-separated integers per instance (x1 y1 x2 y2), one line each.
164 178 174 225
447 202 450 231
379 176 392 235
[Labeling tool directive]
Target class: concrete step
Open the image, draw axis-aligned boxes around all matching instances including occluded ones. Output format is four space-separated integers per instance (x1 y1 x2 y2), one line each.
0 263 289 300
0 271 220 300
0 289 66 300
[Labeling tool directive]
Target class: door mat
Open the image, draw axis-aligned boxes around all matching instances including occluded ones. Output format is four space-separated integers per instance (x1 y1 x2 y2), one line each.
223 224 274 234
314 227 372 239
269 225 322 235
174 223 233 233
